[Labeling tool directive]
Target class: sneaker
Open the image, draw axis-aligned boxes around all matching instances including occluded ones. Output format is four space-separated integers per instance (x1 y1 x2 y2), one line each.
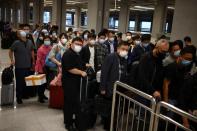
38 98 45 103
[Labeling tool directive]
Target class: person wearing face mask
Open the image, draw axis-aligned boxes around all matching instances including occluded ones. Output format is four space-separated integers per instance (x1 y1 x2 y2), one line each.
50 31 58 44
163 40 183 67
137 39 169 99
163 46 194 118
61 37 87 130
9 30 35 104
46 33 68 87
128 34 153 67
95 31 109 70
82 30 90 46
80 33 99 72
100 41 129 130
35 36 52 103
36 32 45 49
104 31 118 54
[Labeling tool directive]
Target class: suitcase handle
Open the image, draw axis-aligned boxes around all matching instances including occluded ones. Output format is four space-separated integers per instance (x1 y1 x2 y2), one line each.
80 76 88 102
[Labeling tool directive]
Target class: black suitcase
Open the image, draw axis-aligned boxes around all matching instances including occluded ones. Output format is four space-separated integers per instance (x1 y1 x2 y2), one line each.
75 77 97 130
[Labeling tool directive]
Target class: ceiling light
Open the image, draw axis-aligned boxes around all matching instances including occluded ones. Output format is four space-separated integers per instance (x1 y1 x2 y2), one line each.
134 6 155 10
167 6 175 10
130 8 147 11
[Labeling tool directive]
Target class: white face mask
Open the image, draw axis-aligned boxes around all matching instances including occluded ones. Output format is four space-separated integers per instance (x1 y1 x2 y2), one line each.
39 37 43 40
84 34 88 40
119 50 128 58
126 36 132 41
44 40 51 46
73 44 82 53
61 39 68 45
99 39 105 44
20 31 26 38
135 40 141 45
109 37 114 42
89 40 96 45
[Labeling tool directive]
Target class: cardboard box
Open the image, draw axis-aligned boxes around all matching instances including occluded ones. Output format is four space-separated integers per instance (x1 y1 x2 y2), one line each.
25 74 46 86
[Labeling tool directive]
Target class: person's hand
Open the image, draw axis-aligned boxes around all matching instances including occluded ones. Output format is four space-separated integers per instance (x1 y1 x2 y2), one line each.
153 91 161 99
57 62 61 67
183 121 190 129
86 63 92 67
101 90 106 95
81 71 87 77
11 60 15 65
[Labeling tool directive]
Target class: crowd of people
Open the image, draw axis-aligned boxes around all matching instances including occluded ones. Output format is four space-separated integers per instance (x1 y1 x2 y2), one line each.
5 22 197 131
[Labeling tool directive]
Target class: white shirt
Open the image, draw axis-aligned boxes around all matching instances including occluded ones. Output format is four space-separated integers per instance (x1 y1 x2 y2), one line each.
109 42 114 53
89 46 95 70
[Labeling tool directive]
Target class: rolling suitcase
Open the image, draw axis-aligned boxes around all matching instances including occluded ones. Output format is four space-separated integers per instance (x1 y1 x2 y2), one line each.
49 85 64 109
75 77 97 130
0 83 14 106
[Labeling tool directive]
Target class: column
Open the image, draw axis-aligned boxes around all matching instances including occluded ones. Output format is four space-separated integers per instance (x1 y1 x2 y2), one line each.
33 0 44 25
103 0 110 29
87 0 104 33
52 0 66 33
134 12 140 32
74 7 81 29
1 6 5 22
20 0 28 23
171 0 197 46
6 6 11 22
151 0 167 39
118 0 130 33
12 3 18 28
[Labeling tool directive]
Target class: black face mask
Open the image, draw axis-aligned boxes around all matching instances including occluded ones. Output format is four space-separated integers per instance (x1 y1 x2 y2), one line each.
156 51 166 60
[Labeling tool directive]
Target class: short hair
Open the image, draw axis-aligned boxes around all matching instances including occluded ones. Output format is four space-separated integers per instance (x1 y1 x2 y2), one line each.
174 40 184 49
126 32 132 36
44 35 51 41
68 27 73 32
117 41 129 48
108 30 115 35
141 34 151 42
180 46 195 59
22 24 30 28
72 37 83 43
116 32 122 38
98 31 106 38
155 39 169 48
184 36 191 42
82 30 90 38
59 33 68 39
101 28 109 35
88 33 96 39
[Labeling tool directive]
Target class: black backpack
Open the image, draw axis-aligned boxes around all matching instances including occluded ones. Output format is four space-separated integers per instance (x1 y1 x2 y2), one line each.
1 66 14 85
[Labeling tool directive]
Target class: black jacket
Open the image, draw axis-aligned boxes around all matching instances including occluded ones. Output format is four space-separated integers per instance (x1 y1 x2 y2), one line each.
100 53 127 97
104 40 118 54
80 45 99 72
137 52 164 95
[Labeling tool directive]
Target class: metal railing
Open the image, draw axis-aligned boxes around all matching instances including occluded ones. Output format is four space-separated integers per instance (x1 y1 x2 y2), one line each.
110 81 156 131
153 101 197 131
110 81 197 131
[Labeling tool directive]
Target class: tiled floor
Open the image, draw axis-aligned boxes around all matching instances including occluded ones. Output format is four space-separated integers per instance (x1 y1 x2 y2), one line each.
0 40 105 131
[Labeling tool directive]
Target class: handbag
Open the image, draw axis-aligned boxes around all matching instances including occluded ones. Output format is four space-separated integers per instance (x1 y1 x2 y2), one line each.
45 52 61 68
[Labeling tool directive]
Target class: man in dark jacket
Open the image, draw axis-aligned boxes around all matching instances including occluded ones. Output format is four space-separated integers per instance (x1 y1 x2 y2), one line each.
104 30 118 54
137 39 169 99
80 33 98 72
128 34 153 65
100 41 129 130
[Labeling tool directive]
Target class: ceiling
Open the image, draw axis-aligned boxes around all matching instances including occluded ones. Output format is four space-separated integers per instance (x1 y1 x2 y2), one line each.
0 0 175 11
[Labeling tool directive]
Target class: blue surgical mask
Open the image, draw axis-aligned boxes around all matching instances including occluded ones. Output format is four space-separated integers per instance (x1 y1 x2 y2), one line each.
44 40 51 46
174 50 181 57
142 43 149 48
181 59 192 66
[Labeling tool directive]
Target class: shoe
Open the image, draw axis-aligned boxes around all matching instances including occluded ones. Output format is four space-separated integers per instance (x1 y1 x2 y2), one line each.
43 95 48 100
17 99 23 104
38 98 45 103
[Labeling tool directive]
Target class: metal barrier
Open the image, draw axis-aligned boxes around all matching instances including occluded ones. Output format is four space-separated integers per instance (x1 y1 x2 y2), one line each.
110 81 156 131
153 101 197 131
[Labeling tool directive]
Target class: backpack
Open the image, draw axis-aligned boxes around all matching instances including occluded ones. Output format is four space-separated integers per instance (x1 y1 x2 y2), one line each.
1 66 14 85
